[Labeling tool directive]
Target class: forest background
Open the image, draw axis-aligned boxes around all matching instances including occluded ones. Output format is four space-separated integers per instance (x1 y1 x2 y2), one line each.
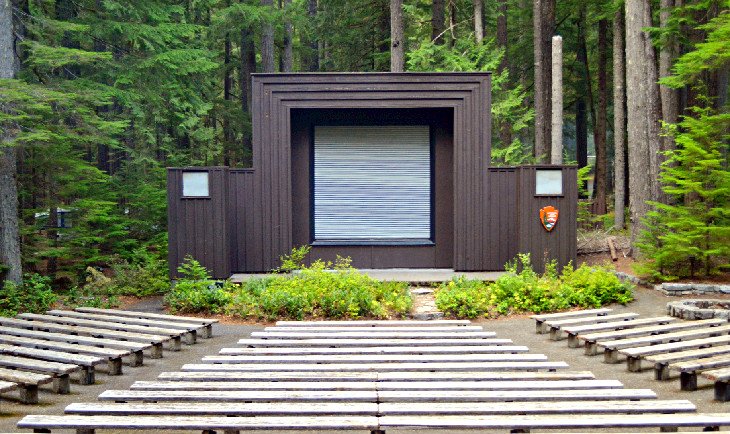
0 0 727 294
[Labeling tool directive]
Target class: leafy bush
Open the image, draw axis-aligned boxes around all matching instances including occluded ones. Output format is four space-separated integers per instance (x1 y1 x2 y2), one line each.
166 254 412 320
165 257 231 314
435 254 633 319
108 249 170 296
0 274 57 317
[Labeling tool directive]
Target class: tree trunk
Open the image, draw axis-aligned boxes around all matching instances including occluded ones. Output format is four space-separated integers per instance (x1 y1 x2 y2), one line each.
447 0 456 47
659 0 678 154
576 99 588 170
261 0 276 73
390 0 404 72
533 0 554 162
592 19 609 215
642 2 664 203
575 8 589 171
613 8 626 230
0 0 22 284
474 0 483 44
305 0 318 71
240 27 256 165
223 25 233 166
496 0 512 148
282 0 293 72
550 36 563 164
432 0 445 44
625 0 659 251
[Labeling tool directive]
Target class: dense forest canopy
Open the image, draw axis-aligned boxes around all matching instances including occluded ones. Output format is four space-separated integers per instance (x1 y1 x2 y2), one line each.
0 0 728 288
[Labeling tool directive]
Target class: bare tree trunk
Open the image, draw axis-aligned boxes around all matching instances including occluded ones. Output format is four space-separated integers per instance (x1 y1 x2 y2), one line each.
575 9 589 171
550 36 563 164
240 27 256 165
592 19 609 215
390 0 404 72
533 0 554 162
261 0 276 73
447 0 456 47
432 0 445 44
305 0 319 71
474 0 483 44
659 0 678 153
613 8 626 229
496 0 511 148
223 23 233 166
282 0 293 72
642 2 664 203
626 0 659 251
0 0 22 285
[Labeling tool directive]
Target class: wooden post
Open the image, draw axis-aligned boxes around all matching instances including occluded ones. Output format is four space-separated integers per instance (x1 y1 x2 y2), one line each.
550 35 563 164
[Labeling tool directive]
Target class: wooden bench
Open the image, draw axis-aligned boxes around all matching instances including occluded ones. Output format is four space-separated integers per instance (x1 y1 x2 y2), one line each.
18 415 379 433
181 361 570 372
0 354 80 394
74 307 218 338
0 366 55 404
562 316 676 348
646 345 730 380
265 326 484 333
531 308 612 333
545 313 640 340
19 313 185 349
0 343 104 384
276 319 470 327
200 353 549 364
0 317 172 358
128 379 623 392
614 334 730 372
580 318 726 355
600 324 730 364
0 325 151 366
0 333 129 375
237 338 514 347
97 388 657 403
251 331 498 339
64 399 695 416
702 367 730 401
670 354 730 391
218 344 529 355
47 310 199 344
157 370 596 382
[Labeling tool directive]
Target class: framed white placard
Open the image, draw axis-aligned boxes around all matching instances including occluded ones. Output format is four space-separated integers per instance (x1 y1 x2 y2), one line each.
535 169 563 196
182 172 210 197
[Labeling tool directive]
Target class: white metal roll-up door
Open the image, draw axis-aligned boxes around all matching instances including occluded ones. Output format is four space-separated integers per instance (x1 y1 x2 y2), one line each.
313 125 431 241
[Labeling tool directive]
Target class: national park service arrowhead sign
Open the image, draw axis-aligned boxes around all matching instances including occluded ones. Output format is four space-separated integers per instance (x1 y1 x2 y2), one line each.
540 205 559 232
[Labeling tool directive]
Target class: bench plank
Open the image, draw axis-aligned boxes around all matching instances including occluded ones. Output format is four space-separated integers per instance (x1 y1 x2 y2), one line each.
563 316 676 347
276 320 469 327
532 308 613 333
0 333 130 358
181 361 569 372
547 313 640 340
158 370 594 382
129 379 622 391
75 307 218 325
266 326 484 333
702 367 730 401
99 389 379 402
376 389 656 402
605 324 730 351
0 380 17 393
48 309 203 332
18 415 379 430
0 344 100 384
378 399 695 415
237 338 512 347
218 345 529 355
0 354 79 375
0 366 55 403
378 413 730 430
647 345 730 380
201 353 548 364
251 331 497 339
65 402 378 415
616 334 730 371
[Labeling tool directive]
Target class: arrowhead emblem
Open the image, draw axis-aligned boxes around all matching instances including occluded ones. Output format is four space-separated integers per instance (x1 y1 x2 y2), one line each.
540 206 559 232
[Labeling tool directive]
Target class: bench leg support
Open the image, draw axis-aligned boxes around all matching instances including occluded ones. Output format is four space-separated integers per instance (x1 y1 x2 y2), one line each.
655 363 670 380
19 385 38 404
604 349 620 364
627 356 642 372
223 431 240 434
584 342 598 356
107 357 123 375
77 429 95 434
549 328 562 341
185 331 198 345
703 426 720 431
203 324 213 338
535 322 544 334
52 374 70 394
714 381 730 401
80 366 95 385
32 429 50 433
567 334 580 348
660 427 678 432
129 350 144 367
680 372 698 391
150 343 163 359
371 430 385 434
169 336 182 351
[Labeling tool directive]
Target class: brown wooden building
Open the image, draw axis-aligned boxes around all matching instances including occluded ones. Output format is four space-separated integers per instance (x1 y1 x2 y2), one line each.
167 73 577 278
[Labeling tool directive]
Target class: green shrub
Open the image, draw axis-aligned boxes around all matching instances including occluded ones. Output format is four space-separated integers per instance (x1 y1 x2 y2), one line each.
109 253 170 297
0 274 57 317
60 286 119 309
165 257 231 314
435 254 634 319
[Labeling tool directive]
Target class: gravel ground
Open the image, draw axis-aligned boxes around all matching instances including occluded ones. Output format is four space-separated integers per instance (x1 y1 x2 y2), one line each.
1 286 729 433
